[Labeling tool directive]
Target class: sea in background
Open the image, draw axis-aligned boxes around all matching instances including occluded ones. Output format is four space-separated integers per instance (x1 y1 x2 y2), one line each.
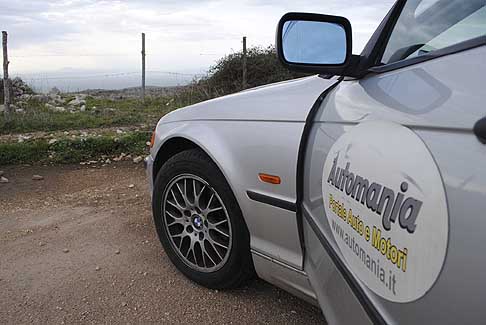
15 68 204 93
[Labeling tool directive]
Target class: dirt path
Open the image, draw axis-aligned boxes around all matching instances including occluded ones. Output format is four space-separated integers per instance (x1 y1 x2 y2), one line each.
0 163 325 324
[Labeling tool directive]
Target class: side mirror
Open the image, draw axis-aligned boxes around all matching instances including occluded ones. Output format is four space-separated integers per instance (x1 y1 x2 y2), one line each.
276 12 353 76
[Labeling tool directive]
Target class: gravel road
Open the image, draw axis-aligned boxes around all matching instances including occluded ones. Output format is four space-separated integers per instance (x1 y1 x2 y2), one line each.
0 162 325 324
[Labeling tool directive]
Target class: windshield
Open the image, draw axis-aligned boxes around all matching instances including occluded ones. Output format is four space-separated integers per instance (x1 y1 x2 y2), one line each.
381 0 486 64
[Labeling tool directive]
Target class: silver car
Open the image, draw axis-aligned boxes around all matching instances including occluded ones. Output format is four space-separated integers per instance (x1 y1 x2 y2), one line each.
146 1 486 323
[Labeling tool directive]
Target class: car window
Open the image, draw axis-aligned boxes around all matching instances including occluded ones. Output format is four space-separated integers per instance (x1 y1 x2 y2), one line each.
414 0 440 17
381 0 486 65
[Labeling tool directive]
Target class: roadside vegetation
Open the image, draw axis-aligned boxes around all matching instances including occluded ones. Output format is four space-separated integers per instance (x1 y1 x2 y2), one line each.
0 96 175 135
0 131 148 165
0 46 307 166
175 46 306 103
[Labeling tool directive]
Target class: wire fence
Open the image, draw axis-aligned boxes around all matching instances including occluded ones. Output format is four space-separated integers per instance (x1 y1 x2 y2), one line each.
16 70 206 93
1 30 251 98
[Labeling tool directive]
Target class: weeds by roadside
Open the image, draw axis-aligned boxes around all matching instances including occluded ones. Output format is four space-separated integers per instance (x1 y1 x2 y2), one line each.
0 131 150 165
0 96 178 135
0 45 306 166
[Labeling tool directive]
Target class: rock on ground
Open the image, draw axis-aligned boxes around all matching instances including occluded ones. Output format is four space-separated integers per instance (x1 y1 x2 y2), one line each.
1 77 33 102
68 97 86 106
49 87 61 95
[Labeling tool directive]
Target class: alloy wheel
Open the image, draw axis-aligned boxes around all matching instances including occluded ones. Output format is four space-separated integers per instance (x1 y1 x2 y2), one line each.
162 174 232 272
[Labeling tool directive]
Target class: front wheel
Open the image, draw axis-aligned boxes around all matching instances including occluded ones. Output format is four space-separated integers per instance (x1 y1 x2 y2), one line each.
152 149 254 289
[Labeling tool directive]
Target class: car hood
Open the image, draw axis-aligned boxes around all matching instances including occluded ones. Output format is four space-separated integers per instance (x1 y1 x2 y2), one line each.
160 75 336 124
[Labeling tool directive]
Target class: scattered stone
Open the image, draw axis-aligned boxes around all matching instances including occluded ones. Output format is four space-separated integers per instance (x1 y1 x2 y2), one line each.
53 96 65 105
45 103 66 112
121 302 127 307
80 105 86 112
133 156 143 164
16 100 27 107
15 108 25 114
95 266 101 271
128 184 135 189
17 135 32 143
39 242 45 247
48 139 57 145
113 153 127 162
1 77 33 100
32 175 44 181
68 97 86 106
63 248 70 253
49 87 61 95
32 94 49 103
0 176 9 183
165 98 175 106
105 159 111 164
116 129 124 134
0 104 4 112
115 250 120 255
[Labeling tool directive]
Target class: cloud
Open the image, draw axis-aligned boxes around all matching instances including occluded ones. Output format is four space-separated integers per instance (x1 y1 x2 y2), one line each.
1 0 394 74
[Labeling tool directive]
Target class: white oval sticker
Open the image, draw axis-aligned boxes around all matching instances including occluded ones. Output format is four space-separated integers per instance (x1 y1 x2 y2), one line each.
322 121 448 303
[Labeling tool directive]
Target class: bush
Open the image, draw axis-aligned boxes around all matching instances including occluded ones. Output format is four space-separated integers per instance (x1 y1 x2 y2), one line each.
175 46 308 104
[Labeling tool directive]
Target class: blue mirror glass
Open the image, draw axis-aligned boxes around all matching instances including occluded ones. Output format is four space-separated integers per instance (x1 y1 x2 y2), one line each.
282 20 347 65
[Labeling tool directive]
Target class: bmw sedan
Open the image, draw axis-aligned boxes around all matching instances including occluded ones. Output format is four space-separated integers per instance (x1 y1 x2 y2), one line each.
145 0 486 323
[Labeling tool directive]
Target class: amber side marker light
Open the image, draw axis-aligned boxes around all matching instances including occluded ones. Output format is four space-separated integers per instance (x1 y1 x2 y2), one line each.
259 173 281 185
149 131 155 148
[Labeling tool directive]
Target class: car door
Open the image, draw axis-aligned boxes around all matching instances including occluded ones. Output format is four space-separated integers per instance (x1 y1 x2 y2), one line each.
302 1 486 324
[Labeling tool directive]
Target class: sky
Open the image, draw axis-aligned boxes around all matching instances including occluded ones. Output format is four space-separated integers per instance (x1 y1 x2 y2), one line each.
1 0 395 90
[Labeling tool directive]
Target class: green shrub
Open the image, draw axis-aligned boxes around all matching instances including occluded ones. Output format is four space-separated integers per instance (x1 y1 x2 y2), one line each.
175 45 308 104
0 141 49 165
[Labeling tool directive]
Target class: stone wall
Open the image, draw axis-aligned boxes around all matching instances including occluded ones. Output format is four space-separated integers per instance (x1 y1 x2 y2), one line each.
0 77 34 103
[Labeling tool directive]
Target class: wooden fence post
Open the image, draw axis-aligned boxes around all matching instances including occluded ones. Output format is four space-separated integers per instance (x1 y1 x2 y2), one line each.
141 33 146 102
242 36 247 90
2 31 11 122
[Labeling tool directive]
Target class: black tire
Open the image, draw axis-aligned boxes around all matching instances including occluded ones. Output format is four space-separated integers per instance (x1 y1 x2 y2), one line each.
152 148 254 289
